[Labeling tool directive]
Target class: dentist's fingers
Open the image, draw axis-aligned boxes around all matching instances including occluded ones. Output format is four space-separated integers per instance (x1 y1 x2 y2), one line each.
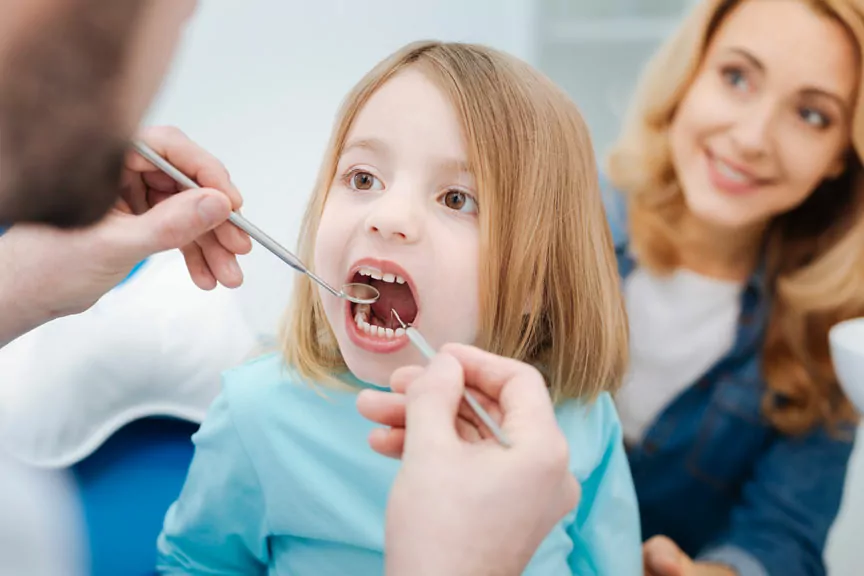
366 414 484 460
213 220 253 256
145 188 251 257
365 364 502 436
368 427 405 459
180 243 216 290
195 230 243 288
389 365 424 394
122 126 251 289
357 389 405 428
441 343 557 441
366 359 503 442
126 126 243 210
357 385 494 438
457 394 503 441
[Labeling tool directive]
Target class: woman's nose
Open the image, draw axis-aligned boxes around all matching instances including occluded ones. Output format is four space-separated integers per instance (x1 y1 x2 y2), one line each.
731 102 775 158
364 192 423 243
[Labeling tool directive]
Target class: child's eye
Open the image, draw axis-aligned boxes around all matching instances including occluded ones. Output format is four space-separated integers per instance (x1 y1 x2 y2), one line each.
439 189 478 214
346 170 383 191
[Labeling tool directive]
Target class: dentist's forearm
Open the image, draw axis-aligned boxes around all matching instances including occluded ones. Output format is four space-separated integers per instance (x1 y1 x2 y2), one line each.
0 246 52 348
0 290 47 348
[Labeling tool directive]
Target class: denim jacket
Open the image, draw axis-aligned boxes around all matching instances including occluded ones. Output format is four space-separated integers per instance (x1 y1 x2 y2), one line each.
601 179 856 576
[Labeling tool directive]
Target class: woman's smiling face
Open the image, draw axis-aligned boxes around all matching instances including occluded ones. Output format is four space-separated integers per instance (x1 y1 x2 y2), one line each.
669 0 859 230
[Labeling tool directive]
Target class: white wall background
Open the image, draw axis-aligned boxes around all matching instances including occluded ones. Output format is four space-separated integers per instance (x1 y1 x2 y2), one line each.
144 1 863 573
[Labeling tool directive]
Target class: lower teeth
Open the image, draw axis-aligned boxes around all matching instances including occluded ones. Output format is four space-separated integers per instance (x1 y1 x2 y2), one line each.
354 305 405 339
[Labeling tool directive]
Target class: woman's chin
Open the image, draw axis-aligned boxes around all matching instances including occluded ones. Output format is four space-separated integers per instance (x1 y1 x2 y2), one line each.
683 190 763 231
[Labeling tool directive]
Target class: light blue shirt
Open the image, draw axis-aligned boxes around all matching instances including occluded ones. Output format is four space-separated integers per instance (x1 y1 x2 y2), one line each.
156 353 642 575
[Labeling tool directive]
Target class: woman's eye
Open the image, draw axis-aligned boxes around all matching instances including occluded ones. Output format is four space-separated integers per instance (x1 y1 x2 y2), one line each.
799 107 830 129
440 189 478 214
721 66 749 92
348 171 383 191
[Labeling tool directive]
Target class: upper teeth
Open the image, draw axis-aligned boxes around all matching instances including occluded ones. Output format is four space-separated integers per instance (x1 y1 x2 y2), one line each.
713 158 750 183
358 266 405 284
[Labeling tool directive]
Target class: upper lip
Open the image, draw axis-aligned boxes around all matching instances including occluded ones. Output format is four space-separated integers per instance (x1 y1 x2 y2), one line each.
707 149 770 182
346 256 420 308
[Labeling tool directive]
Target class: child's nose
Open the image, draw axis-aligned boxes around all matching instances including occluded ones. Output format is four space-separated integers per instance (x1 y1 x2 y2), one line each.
364 194 423 243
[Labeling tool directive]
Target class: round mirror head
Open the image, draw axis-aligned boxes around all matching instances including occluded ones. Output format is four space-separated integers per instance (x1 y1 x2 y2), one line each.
341 282 380 305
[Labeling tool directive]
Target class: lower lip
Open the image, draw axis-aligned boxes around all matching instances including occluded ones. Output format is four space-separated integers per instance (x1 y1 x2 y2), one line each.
704 151 760 196
345 302 410 354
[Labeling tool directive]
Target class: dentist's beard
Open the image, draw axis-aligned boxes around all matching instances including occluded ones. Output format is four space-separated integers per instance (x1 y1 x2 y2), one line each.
0 0 144 228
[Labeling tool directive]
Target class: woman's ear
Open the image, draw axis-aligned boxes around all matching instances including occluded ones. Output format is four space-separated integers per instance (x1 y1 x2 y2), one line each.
826 150 850 180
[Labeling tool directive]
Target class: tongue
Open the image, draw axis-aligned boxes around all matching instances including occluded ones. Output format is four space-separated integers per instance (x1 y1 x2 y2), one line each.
370 280 417 327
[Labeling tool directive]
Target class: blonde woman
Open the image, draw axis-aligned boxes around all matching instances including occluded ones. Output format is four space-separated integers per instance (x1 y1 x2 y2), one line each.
603 0 864 574
157 41 640 575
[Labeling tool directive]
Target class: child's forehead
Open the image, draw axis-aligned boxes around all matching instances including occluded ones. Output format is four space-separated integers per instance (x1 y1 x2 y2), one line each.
349 70 457 133
338 70 472 172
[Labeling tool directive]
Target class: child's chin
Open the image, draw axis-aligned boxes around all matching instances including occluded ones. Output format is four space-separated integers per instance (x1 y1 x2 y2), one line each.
342 355 394 389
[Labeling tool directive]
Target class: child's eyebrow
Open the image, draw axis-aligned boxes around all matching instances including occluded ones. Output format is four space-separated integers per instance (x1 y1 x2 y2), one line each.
340 138 473 178
434 157 473 178
341 137 389 157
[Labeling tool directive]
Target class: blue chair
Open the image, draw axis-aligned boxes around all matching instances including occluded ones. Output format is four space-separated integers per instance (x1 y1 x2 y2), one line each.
69 262 196 576
73 417 198 576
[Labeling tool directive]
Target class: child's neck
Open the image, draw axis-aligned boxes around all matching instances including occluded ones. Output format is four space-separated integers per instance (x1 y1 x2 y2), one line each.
341 369 389 391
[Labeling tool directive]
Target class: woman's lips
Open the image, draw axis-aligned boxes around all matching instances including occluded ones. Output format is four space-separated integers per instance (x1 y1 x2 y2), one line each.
704 150 766 195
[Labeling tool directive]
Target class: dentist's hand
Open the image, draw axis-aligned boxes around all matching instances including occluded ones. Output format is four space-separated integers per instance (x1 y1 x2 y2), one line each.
0 126 251 346
357 344 581 576
121 126 251 291
359 362 503 457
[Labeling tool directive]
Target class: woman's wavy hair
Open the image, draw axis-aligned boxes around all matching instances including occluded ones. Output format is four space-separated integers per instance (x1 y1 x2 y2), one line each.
607 0 864 435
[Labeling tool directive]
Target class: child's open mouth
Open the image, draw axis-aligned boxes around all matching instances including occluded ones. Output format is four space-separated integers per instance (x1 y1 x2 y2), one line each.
346 261 419 348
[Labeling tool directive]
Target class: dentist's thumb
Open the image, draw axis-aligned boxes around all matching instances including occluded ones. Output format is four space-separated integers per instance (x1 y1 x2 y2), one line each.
111 188 232 261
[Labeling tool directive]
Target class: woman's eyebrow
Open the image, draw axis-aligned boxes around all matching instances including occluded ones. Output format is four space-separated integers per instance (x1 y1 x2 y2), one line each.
725 46 851 116
727 47 764 71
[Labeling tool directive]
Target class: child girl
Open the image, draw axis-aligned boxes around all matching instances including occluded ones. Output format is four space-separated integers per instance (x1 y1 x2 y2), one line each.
156 40 641 575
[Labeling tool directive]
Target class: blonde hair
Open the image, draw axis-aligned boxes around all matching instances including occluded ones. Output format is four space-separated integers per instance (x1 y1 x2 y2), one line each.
281 40 628 403
607 0 864 434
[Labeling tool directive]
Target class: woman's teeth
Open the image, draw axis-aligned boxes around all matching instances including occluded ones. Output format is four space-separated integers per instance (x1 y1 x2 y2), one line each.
354 304 406 339
357 266 406 284
712 157 752 184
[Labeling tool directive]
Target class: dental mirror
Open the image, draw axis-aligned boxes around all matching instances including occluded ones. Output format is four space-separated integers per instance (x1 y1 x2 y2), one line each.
131 141 380 306
340 282 381 304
